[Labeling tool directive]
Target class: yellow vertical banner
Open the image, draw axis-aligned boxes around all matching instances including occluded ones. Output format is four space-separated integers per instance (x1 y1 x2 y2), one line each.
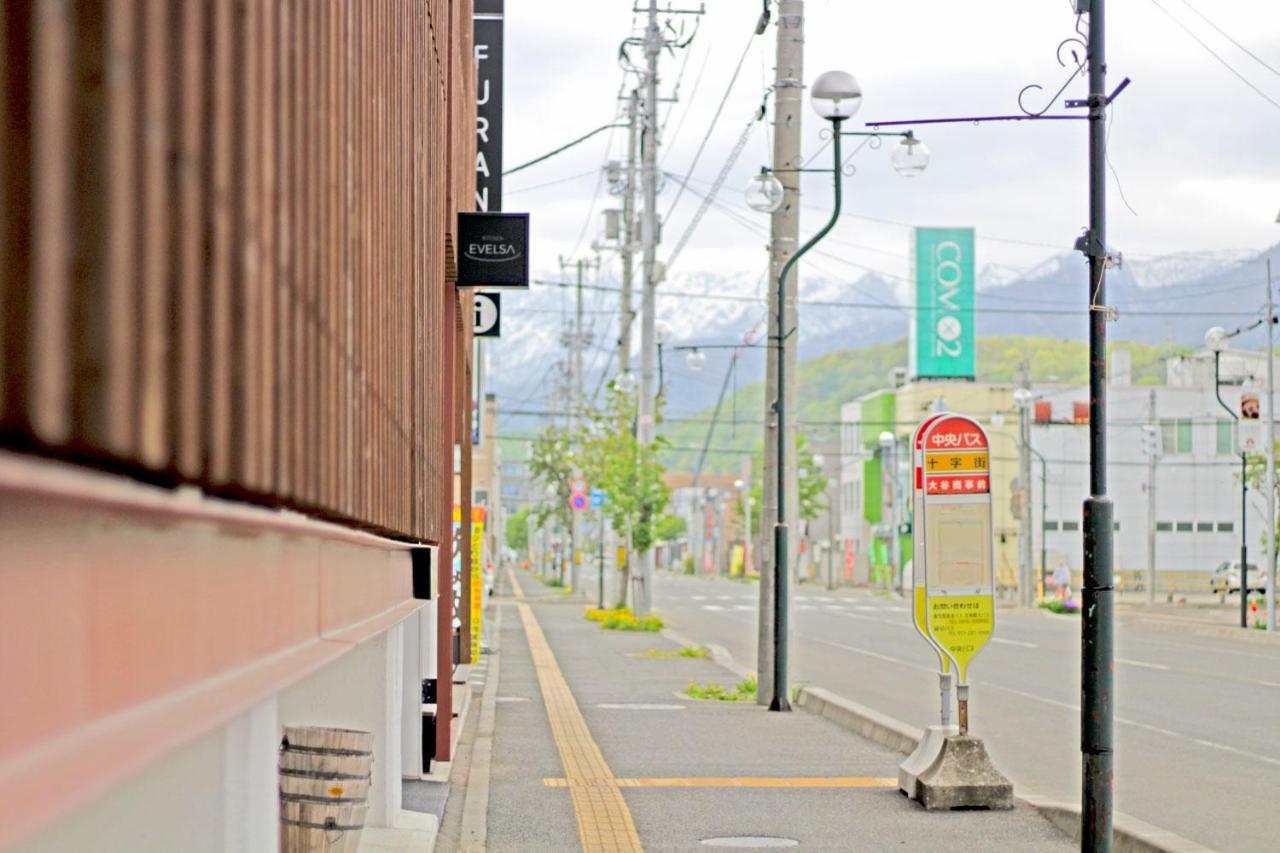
470 506 486 662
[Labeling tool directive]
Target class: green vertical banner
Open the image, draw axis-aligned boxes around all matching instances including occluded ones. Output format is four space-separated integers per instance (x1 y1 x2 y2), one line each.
911 227 975 379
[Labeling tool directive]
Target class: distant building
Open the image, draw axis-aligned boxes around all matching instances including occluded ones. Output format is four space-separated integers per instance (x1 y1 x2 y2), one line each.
838 349 1276 594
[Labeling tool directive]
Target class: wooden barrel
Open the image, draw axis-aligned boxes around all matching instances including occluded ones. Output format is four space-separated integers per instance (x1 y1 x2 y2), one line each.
280 727 373 853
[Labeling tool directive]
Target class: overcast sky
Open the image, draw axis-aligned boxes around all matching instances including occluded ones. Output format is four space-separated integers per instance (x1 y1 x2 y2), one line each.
499 0 1280 286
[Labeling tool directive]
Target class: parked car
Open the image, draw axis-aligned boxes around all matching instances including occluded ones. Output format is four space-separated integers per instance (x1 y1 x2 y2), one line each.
1209 561 1267 595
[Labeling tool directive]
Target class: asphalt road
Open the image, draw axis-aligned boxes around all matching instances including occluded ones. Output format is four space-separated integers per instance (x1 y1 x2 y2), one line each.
652 572 1280 853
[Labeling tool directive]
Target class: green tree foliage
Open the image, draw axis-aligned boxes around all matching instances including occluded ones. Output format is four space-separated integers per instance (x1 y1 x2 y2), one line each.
506 506 532 552
661 336 1186 473
653 512 687 543
739 432 828 534
528 425 575 534
579 383 670 606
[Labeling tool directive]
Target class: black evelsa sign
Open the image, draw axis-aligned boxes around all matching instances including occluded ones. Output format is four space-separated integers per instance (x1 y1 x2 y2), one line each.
456 212 529 289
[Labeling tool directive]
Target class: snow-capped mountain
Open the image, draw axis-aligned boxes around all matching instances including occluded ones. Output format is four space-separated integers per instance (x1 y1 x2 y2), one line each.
487 243 1280 423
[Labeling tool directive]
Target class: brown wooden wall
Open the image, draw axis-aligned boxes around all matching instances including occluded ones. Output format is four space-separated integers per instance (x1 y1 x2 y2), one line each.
0 0 475 543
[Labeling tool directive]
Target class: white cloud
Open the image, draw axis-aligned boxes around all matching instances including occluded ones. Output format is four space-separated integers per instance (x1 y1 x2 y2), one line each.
501 0 1280 280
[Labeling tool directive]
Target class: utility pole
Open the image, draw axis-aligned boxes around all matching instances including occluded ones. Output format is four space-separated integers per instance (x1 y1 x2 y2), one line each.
573 259 585 595
1145 389 1158 605
619 90 639 377
1081 0 1116 846
758 0 803 707
1018 363 1034 606
634 0 662 616
1266 258 1276 632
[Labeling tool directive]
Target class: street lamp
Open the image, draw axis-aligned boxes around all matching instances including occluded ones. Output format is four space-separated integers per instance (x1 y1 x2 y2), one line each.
756 70 926 713
1206 324 1254 629
890 134 930 177
685 348 707 372
745 170 785 214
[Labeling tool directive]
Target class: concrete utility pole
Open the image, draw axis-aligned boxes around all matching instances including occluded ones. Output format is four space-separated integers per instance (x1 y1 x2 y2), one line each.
758 0 803 706
635 0 663 615
1146 389 1158 605
619 90 639 377
1266 259 1276 632
1018 364 1034 606
573 259 585 594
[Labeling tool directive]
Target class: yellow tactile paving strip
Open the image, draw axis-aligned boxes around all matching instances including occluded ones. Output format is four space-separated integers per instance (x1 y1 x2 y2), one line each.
543 777 896 789
517 601 643 853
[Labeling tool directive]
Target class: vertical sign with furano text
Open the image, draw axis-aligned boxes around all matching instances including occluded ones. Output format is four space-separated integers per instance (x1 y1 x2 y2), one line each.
474 0 504 212
911 227 975 380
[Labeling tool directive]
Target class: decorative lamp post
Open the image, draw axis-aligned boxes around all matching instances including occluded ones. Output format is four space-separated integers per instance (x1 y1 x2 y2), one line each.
1206 325 1252 629
751 70 927 713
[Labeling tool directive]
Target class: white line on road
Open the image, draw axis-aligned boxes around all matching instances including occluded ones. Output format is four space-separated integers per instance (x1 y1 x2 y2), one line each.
991 637 1038 648
595 703 686 711
702 605 725 612
1116 658 1170 670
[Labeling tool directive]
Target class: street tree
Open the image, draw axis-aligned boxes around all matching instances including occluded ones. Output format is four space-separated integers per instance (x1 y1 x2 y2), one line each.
506 506 532 555
528 424 576 580
581 382 669 608
739 431 828 536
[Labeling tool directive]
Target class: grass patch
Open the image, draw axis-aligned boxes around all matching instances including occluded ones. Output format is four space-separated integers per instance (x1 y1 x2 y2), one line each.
585 606 665 632
632 645 707 660
546 577 564 588
1039 599 1081 615
684 676 758 702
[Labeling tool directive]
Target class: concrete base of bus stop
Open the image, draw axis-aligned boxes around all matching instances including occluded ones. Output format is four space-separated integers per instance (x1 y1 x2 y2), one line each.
795 685 1213 852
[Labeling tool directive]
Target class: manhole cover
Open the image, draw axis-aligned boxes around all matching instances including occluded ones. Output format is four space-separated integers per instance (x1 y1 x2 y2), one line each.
701 838 799 848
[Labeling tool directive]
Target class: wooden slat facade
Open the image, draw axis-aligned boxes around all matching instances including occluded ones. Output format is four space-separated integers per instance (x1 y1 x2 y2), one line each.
0 0 476 544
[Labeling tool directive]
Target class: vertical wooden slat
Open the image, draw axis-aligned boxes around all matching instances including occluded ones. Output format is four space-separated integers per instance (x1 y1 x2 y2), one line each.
233 0 258 489
137 0 170 469
172 0 201 477
0 0 35 434
65 0 113 452
204 0 233 485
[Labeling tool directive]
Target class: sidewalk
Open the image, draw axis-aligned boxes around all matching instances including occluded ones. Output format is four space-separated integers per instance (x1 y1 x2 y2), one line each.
457 568 1074 852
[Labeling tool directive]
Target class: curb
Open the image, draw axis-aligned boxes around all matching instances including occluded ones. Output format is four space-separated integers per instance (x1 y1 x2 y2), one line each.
659 628 755 680
673 629 1215 853
793 685 1217 853
1119 615 1280 646
794 686 922 756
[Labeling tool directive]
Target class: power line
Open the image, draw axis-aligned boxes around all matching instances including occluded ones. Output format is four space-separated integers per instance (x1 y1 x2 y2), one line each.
506 168 599 196
503 122 628 176
1146 0 1280 111
662 24 760 223
1174 0 1280 79
529 277 1260 317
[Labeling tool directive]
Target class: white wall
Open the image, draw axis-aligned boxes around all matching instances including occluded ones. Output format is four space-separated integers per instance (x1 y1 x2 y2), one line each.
279 626 405 827
20 698 280 853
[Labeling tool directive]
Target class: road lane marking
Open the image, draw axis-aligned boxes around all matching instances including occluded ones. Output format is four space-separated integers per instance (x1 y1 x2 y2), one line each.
543 777 895 789
517 603 642 852
702 604 725 612
594 703 686 710
1116 658 1170 670
991 637 1038 648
